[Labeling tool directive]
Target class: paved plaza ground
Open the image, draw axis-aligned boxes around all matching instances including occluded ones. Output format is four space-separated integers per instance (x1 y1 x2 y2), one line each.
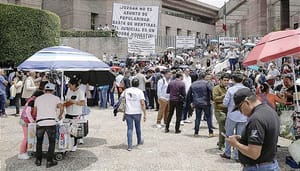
0 107 296 171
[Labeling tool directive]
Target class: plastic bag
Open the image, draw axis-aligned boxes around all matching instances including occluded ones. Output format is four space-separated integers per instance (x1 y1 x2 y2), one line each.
289 140 300 163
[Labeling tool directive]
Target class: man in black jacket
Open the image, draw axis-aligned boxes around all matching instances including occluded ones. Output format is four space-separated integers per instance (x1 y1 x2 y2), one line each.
165 72 185 134
186 72 215 137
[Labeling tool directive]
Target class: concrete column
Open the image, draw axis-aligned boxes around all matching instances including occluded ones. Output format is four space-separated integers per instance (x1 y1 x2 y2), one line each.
241 18 246 38
280 0 290 30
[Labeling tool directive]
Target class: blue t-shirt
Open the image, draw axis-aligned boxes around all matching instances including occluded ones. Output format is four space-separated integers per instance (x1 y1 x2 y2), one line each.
0 76 6 95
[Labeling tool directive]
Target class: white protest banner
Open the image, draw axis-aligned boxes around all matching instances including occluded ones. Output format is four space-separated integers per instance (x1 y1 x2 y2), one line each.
176 36 195 49
128 37 156 55
112 3 159 38
219 37 238 45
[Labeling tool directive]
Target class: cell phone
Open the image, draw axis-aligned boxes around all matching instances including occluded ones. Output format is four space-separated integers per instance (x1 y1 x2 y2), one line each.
221 132 228 138
71 95 77 100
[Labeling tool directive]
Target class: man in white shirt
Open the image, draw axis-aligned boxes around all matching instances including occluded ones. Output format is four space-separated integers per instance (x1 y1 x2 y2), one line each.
156 70 171 128
121 78 146 151
33 83 64 168
103 24 110 31
268 65 280 78
115 71 124 99
102 52 107 62
181 68 192 125
227 48 238 71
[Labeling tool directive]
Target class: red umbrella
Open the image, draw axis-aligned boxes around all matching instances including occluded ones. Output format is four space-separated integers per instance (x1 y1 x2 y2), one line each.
243 29 300 66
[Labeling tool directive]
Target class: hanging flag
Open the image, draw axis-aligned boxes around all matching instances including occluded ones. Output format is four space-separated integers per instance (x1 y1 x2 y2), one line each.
223 1 227 32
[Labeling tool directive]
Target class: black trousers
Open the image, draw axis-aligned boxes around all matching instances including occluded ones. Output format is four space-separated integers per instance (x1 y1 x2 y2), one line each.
36 125 56 161
65 114 79 146
14 93 21 114
153 90 159 110
146 88 154 109
166 100 183 131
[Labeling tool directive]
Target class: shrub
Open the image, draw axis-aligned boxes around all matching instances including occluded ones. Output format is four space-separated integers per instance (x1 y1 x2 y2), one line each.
0 3 60 64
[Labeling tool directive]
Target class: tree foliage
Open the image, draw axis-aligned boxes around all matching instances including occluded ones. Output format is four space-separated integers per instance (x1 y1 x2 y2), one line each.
0 3 60 64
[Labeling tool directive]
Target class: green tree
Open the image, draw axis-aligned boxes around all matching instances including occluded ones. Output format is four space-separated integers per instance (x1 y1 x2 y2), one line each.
0 3 60 64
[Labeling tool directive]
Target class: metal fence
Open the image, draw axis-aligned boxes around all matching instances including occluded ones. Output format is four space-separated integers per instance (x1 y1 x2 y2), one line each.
154 35 261 51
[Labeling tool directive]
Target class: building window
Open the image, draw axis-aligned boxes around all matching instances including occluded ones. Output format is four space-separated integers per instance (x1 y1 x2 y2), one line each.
161 7 214 25
294 23 299 29
177 28 182 36
196 32 200 38
166 26 171 36
187 30 191 36
91 13 98 30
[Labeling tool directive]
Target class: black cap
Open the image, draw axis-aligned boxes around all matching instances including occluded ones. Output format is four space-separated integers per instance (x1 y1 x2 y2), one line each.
232 88 255 112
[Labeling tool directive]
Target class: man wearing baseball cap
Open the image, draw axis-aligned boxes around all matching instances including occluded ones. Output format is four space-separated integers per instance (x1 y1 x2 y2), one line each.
226 88 280 171
33 83 64 168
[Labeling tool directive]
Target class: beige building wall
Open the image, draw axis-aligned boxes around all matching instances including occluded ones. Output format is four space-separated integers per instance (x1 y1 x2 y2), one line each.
218 0 300 37
43 0 216 37
245 0 267 36
43 0 73 29
60 37 128 59
1 0 41 8
160 14 216 36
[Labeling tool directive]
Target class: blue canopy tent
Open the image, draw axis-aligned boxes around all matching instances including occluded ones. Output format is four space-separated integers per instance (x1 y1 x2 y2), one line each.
18 46 115 98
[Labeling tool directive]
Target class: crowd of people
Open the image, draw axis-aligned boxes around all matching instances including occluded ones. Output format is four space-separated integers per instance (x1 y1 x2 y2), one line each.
110 45 300 170
1 38 299 169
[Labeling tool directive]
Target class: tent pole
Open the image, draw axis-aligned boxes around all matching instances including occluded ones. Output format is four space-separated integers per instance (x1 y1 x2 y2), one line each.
291 56 299 112
61 71 64 101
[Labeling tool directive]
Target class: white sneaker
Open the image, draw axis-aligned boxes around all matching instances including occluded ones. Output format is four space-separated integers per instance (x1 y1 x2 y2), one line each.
180 121 184 126
79 139 84 144
156 124 162 129
71 145 77 152
184 120 192 123
18 153 30 160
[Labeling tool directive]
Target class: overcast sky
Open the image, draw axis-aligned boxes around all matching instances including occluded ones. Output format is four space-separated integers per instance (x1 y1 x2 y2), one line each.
197 0 229 8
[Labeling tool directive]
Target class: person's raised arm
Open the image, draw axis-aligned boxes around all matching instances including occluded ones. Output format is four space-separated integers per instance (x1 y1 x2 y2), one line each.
140 99 146 122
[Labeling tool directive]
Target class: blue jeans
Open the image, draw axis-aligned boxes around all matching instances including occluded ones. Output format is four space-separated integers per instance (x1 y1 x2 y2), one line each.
225 117 247 159
181 99 188 121
229 58 237 71
143 91 149 109
195 105 213 134
107 88 114 106
0 94 6 115
125 114 142 149
98 85 109 108
243 160 280 171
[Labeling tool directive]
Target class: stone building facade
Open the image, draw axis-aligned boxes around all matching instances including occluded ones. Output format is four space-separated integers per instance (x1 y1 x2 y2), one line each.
216 0 300 38
0 0 42 8
42 0 218 37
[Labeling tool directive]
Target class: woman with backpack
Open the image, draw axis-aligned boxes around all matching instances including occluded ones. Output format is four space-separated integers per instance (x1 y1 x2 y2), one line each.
18 90 44 160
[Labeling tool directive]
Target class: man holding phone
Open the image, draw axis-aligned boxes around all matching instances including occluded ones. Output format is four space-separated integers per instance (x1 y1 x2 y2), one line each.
226 88 280 171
